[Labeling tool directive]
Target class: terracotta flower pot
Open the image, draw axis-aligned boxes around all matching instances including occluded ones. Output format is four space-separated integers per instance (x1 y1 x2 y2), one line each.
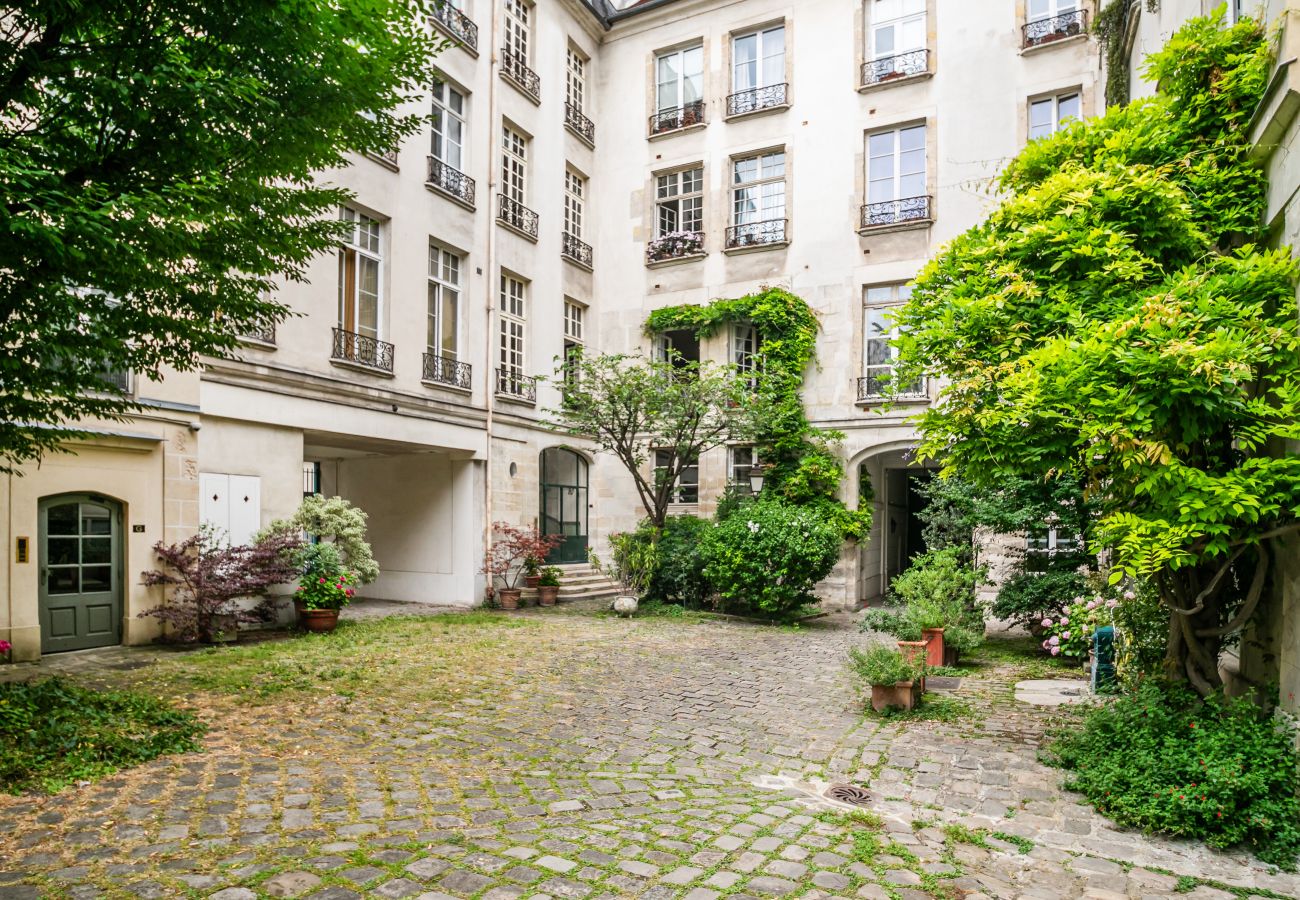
524 575 541 589
497 588 521 610
896 640 927 691
871 679 923 712
922 627 946 668
537 585 559 606
298 608 339 633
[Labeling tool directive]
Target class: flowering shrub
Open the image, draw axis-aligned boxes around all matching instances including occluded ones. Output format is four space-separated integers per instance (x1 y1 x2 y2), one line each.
1040 590 1119 658
1048 680 1300 869
295 543 356 611
647 230 703 261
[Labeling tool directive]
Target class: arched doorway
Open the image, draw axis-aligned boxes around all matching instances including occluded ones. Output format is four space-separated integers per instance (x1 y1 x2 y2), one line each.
39 494 123 652
539 448 589 564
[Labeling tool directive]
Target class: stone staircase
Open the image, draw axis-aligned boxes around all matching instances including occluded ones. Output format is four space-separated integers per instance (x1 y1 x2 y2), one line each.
519 562 621 606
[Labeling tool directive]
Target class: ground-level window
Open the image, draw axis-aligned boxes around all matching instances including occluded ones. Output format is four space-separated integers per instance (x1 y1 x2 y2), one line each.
654 449 699 504
728 446 761 491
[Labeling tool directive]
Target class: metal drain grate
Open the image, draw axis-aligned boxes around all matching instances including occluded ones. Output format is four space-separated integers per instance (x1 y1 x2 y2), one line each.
824 783 872 806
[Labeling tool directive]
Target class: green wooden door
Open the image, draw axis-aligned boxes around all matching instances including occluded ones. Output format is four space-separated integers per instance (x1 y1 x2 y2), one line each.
39 495 122 653
540 448 588 564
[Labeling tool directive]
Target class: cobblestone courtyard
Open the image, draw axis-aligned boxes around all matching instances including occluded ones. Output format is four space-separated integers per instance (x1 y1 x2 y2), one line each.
1 609 1296 900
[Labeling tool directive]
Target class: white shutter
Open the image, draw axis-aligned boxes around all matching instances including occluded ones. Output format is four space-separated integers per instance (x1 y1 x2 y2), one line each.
200 473 230 537
227 475 261 546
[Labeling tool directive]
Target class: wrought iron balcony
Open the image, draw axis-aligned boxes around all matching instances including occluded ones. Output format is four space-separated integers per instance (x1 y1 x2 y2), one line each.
725 219 787 250
726 83 788 117
240 316 276 345
861 48 930 87
562 231 593 268
497 194 539 238
860 195 932 230
1023 9 1088 49
564 102 595 146
427 156 475 207
858 372 926 402
501 48 540 101
422 352 472 390
496 368 537 403
431 2 478 51
649 99 705 136
331 327 394 373
646 231 704 263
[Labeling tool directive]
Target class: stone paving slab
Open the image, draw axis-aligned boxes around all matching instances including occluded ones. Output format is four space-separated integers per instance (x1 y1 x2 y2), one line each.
0 612 1296 899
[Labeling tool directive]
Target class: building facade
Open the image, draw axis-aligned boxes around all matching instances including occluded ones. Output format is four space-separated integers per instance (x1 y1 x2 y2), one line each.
1 0 1104 659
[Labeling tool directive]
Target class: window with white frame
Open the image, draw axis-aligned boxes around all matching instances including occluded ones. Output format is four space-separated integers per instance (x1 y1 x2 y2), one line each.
338 207 382 339
431 79 467 171
653 329 701 366
862 284 924 400
728 446 762 490
1027 0 1078 23
499 274 526 381
731 150 786 237
732 322 761 383
869 0 926 60
563 299 585 392
656 44 704 113
504 0 530 61
566 48 586 111
427 244 461 362
564 170 585 238
654 449 699 504
1026 525 1080 572
732 25 785 93
501 125 527 204
655 167 704 237
1028 91 1080 140
868 124 926 207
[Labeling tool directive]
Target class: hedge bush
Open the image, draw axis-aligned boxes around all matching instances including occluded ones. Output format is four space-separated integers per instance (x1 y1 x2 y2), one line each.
646 514 712 607
992 568 1086 631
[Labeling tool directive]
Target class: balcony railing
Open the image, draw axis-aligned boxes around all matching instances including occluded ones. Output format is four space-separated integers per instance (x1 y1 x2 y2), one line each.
431 2 478 51
860 195 932 230
649 99 705 136
332 327 394 373
498 194 539 238
496 368 537 403
858 372 926 403
562 231 593 268
1023 9 1088 49
646 231 704 263
725 219 787 250
422 352 472 390
240 316 276 345
501 48 540 101
564 102 595 146
726 83 788 117
861 48 930 87
427 155 475 207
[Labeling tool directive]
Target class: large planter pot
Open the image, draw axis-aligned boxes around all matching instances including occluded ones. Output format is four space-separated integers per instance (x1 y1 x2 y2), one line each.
922 628 946 668
524 575 541 589
497 588 522 610
296 606 339 633
537 585 559 606
612 595 638 618
871 679 923 712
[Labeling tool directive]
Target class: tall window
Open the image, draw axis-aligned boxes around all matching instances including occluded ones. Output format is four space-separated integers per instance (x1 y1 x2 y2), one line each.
504 0 530 61
655 167 703 237
1027 0 1077 22
654 330 700 366
729 446 761 490
338 207 381 339
869 0 925 59
431 79 467 171
501 125 527 203
499 274 526 381
427 244 460 362
563 299 585 392
1029 91 1080 140
654 450 699 504
566 48 586 111
868 124 925 206
862 284 923 399
732 322 761 384
564 170 585 238
732 25 785 92
732 151 786 227
656 44 704 113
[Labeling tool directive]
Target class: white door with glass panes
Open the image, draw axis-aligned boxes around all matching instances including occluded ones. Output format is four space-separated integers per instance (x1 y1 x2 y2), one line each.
656 167 703 237
502 127 527 205
427 245 460 364
564 171 585 239
499 275 526 386
338 208 381 340
431 80 467 172
504 0 529 61
732 151 786 237
867 124 926 214
732 26 785 94
566 49 586 110
656 45 703 113
871 0 925 60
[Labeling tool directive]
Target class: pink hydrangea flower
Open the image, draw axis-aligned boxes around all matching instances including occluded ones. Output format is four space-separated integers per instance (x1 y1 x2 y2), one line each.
1042 618 1054 627
1050 646 1061 656
1062 631 1071 640
1106 599 1119 608
1048 635 1060 646
1061 616 1069 626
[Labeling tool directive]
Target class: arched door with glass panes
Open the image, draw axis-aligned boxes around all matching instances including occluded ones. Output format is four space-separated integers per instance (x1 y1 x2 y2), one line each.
540 448 588 564
39 494 122 653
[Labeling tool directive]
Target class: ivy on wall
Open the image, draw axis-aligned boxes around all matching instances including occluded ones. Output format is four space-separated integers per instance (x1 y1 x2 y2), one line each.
644 286 873 539
1095 0 1161 108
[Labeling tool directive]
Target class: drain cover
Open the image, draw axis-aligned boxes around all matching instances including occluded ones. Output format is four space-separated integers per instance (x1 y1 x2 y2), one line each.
824 783 872 806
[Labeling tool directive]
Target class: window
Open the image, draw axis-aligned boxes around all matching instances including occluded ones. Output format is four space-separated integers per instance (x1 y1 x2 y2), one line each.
654 449 699 504
728 446 761 490
427 244 461 362
656 44 704 113
655 167 704 237
653 329 700 366
303 462 321 499
564 170 585 239
730 150 786 245
732 322 761 384
504 0 530 61
869 0 926 59
1028 0 1077 22
338 207 381 339
431 79 467 172
563 299 585 393
1029 91 1080 140
1026 525 1080 572
501 126 527 204
732 25 785 93
868 124 925 207
499 274 526 381
566 48 586 111
861 284 924 400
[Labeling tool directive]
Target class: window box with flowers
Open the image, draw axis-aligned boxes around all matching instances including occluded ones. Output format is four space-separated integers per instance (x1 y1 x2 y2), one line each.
646 230 705 266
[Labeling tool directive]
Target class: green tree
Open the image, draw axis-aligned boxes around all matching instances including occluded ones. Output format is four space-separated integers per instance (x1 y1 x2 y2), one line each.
551 353 755 528
894 13 1300 695
0 0 440 470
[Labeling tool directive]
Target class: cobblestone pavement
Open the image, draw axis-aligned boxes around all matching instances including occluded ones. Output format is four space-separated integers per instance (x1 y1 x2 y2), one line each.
1 611 1296 900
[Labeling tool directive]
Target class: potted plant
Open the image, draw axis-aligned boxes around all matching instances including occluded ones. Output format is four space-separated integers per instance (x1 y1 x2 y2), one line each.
850 645 923 712
537 566 562 606
293 543 355 633
523 555 543 589
592 530 658 617
482 522 562 610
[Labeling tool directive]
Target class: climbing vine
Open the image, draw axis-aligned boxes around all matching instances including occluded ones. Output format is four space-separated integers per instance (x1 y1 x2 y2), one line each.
1095 0 1160 108
644 286 872 539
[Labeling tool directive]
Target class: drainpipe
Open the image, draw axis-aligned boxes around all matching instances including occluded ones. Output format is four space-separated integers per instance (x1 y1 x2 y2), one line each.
5 472 11 648
481 0 502 604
